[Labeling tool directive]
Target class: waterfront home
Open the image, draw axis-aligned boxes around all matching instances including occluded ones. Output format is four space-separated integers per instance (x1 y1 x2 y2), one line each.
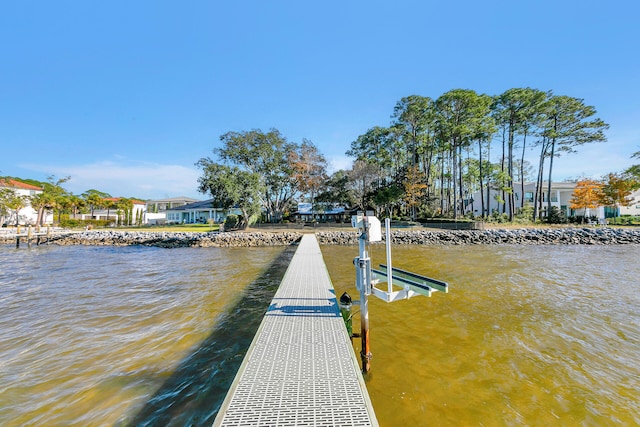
80 197 147 225
290 202 350 223
470 181 605 219
165 199 241 224
145 196 199 224
0 179 52 225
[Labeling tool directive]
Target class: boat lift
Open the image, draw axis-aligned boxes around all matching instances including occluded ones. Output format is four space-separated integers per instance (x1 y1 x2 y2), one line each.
346 212 449 373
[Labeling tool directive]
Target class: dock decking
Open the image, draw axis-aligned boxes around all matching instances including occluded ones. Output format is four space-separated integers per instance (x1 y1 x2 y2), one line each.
213 234 378 427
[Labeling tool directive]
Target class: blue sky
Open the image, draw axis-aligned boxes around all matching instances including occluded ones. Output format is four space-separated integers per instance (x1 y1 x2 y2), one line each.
1 1 638 199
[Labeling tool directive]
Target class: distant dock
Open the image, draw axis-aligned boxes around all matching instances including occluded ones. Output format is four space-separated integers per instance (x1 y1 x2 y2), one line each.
213 234 378 426
0 226 81 247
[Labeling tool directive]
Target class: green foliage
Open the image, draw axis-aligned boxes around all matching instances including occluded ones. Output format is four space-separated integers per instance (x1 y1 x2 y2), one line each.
196 160 263 229
486 211 510 223
59 218 112 228
224 214 239 230
316 170 355 207
214 128 298 222
418 217 474 224
608 215 640 225
546 206 568 224
513 205 535 224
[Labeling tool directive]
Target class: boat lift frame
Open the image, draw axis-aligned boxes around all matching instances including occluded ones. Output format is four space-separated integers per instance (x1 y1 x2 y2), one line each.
352 213 448 373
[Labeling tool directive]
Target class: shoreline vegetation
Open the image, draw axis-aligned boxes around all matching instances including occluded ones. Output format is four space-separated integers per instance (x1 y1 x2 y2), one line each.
2 227 640 247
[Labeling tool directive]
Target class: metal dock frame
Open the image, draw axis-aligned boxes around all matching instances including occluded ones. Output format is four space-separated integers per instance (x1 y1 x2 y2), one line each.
213 234 379 427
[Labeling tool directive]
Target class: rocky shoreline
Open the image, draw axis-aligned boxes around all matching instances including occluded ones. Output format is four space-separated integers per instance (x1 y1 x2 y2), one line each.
2 227 640 247
1 230 303 248
317 227 640 245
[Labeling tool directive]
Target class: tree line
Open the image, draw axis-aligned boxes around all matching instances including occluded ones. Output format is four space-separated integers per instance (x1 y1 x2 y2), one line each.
0 176 142 227
198 89 638 226
3 88 635 228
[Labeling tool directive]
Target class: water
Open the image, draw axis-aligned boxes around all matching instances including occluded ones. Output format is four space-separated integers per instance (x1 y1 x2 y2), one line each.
323 244 640 426
1 243 639 426
0 244 293 426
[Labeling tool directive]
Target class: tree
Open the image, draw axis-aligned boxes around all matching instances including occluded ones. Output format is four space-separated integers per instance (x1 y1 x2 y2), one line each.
347 126 395 172
289 140 328 212
347 160 381 210
599 173 640 212
0 188 28 226
403 165 427 221
626 151 640 179
82 189 110 218
42 176 71 225
29 192 51 226
0 187 13 225
196 161 263 229
316 170 355 208
435 89 493 219
66 195 85 219
215 129 297 222
540 95 608 222
104 198 117 223
570 179 604 221
493 88 546 219
392 95 435 167
115 198 134 226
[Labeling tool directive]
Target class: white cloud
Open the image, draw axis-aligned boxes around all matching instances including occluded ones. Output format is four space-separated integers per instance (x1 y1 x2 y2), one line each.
20 159 203 200
327 154 353 173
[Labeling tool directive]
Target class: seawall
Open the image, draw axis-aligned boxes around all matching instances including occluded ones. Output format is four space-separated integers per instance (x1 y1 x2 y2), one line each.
0 231 303 247
317 227 640 245
3 227 640 247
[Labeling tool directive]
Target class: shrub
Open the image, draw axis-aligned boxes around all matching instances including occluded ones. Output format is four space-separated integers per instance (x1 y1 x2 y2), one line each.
546 206 568 224
59 219 112 228
224 214 239 230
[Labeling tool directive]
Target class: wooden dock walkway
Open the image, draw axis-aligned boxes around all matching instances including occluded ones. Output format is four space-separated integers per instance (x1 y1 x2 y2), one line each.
213 234 378 427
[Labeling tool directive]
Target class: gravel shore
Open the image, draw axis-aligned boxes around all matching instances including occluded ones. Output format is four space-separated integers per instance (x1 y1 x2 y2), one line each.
2 230 303 247
317 227 640 245
3 227 640 247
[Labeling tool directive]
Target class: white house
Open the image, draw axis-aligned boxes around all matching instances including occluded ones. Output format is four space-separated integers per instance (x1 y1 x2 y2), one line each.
80 198 147 225
165 199 242 224
0 179 51 226
619 189 640 216
470 181 606 219
145 196 199 224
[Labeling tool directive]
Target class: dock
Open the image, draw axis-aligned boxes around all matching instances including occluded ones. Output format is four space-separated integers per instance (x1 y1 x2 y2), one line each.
213 234 378 427
0 227 82 247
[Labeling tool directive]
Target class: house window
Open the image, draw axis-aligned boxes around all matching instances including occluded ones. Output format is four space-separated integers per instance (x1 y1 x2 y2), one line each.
550 193 558 202
525 192 534 203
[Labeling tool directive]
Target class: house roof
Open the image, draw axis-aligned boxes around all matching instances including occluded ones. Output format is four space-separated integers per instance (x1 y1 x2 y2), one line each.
0 178 43 191
146 196 199 204
167 199 216 210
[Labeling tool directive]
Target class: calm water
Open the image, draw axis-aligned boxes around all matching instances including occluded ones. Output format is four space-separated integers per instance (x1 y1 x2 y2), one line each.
0 243 639 426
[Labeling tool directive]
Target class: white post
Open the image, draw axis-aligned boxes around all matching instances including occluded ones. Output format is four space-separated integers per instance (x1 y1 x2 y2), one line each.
385 218 392 294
